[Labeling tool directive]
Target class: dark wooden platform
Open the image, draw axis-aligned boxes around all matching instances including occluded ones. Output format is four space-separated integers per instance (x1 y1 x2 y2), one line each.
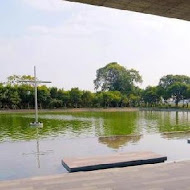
62 151 167 172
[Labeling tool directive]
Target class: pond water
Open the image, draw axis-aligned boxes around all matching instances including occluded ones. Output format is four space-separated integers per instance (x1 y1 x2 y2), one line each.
1 111 190 180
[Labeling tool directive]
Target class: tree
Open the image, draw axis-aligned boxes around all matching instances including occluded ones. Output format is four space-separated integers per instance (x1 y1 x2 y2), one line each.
62 91 70 108
7 75 35 86
38 85 51 109
93 92 103 107
0 86 10 108
0 85 5 108
17 85 34 109
102 91 115 108
110 91 122 107
185 85 190 107
159 75 190 107
50 87 58 99
81 91 94 107
142 86 161 107
10 90 21 109
120 95 129 107
69 88 82 108
94 62 142 94
49 99 63 108
159 75 190 89
167 82 188 107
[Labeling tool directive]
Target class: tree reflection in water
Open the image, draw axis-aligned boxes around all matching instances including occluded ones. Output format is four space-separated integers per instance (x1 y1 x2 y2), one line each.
98 135 142 149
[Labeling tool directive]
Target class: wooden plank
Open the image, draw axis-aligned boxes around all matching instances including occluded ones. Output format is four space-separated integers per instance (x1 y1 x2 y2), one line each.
62 151 167 172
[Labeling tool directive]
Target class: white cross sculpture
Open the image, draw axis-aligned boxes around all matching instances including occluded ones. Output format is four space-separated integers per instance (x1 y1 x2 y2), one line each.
19 66 51 127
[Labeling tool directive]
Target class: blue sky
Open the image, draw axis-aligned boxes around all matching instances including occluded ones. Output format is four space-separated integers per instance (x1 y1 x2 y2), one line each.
0 0 190 90
0 0 72 37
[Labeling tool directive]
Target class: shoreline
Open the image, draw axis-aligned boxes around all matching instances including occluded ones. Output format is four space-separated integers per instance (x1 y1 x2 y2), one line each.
140 107 190 112
1 107 190 114
0 107 139 114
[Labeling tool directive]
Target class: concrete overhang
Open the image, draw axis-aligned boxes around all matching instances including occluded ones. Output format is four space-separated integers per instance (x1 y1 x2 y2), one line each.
64 0 190 21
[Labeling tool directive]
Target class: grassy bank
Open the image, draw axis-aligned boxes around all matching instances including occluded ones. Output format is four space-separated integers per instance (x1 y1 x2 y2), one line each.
1 107 190 114
140 107 190 112
0 107 139 114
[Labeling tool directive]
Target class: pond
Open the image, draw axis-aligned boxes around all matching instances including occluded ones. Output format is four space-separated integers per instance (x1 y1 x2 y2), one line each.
1 110 190 180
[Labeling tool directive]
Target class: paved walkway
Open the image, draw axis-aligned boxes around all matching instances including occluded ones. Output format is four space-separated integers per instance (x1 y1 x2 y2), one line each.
1 160 190 190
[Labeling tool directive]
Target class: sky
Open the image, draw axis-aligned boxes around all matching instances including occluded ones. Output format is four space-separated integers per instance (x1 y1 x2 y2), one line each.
0 0 190 91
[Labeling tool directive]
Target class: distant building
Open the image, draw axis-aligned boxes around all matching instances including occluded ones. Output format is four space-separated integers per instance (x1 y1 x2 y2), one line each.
165 98 190 107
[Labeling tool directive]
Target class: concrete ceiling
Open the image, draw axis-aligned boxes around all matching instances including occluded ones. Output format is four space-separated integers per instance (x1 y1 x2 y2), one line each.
64 0 190 21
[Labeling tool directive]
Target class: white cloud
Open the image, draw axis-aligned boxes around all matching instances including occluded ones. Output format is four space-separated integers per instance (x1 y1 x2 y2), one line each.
1 2 190 90
22 0 73 11
28 26 50 34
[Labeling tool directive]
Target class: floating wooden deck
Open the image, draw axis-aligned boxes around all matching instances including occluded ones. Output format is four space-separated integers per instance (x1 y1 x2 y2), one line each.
62 151 167 172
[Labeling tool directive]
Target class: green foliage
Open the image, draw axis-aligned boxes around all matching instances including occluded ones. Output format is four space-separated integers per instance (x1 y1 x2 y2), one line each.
38 86 51 108
142 86 161 107
1 70 190 109
94 62 142 94
159 75 190 89
102 91 117 107
7 75 35 86
10 90 21 108
167 82 188 107
69 88 82 108
158 75 190 107
81 91 94 107
50 87 58 99
49 99 63 108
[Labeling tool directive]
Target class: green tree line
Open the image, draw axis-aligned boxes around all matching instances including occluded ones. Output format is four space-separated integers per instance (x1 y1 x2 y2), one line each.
1 62 190 109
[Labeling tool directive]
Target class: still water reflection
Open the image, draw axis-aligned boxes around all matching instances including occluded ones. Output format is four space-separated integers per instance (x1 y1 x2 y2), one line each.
1 111 190 180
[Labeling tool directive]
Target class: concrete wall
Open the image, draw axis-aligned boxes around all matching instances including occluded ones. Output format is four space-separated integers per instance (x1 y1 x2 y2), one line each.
65 0 190 21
